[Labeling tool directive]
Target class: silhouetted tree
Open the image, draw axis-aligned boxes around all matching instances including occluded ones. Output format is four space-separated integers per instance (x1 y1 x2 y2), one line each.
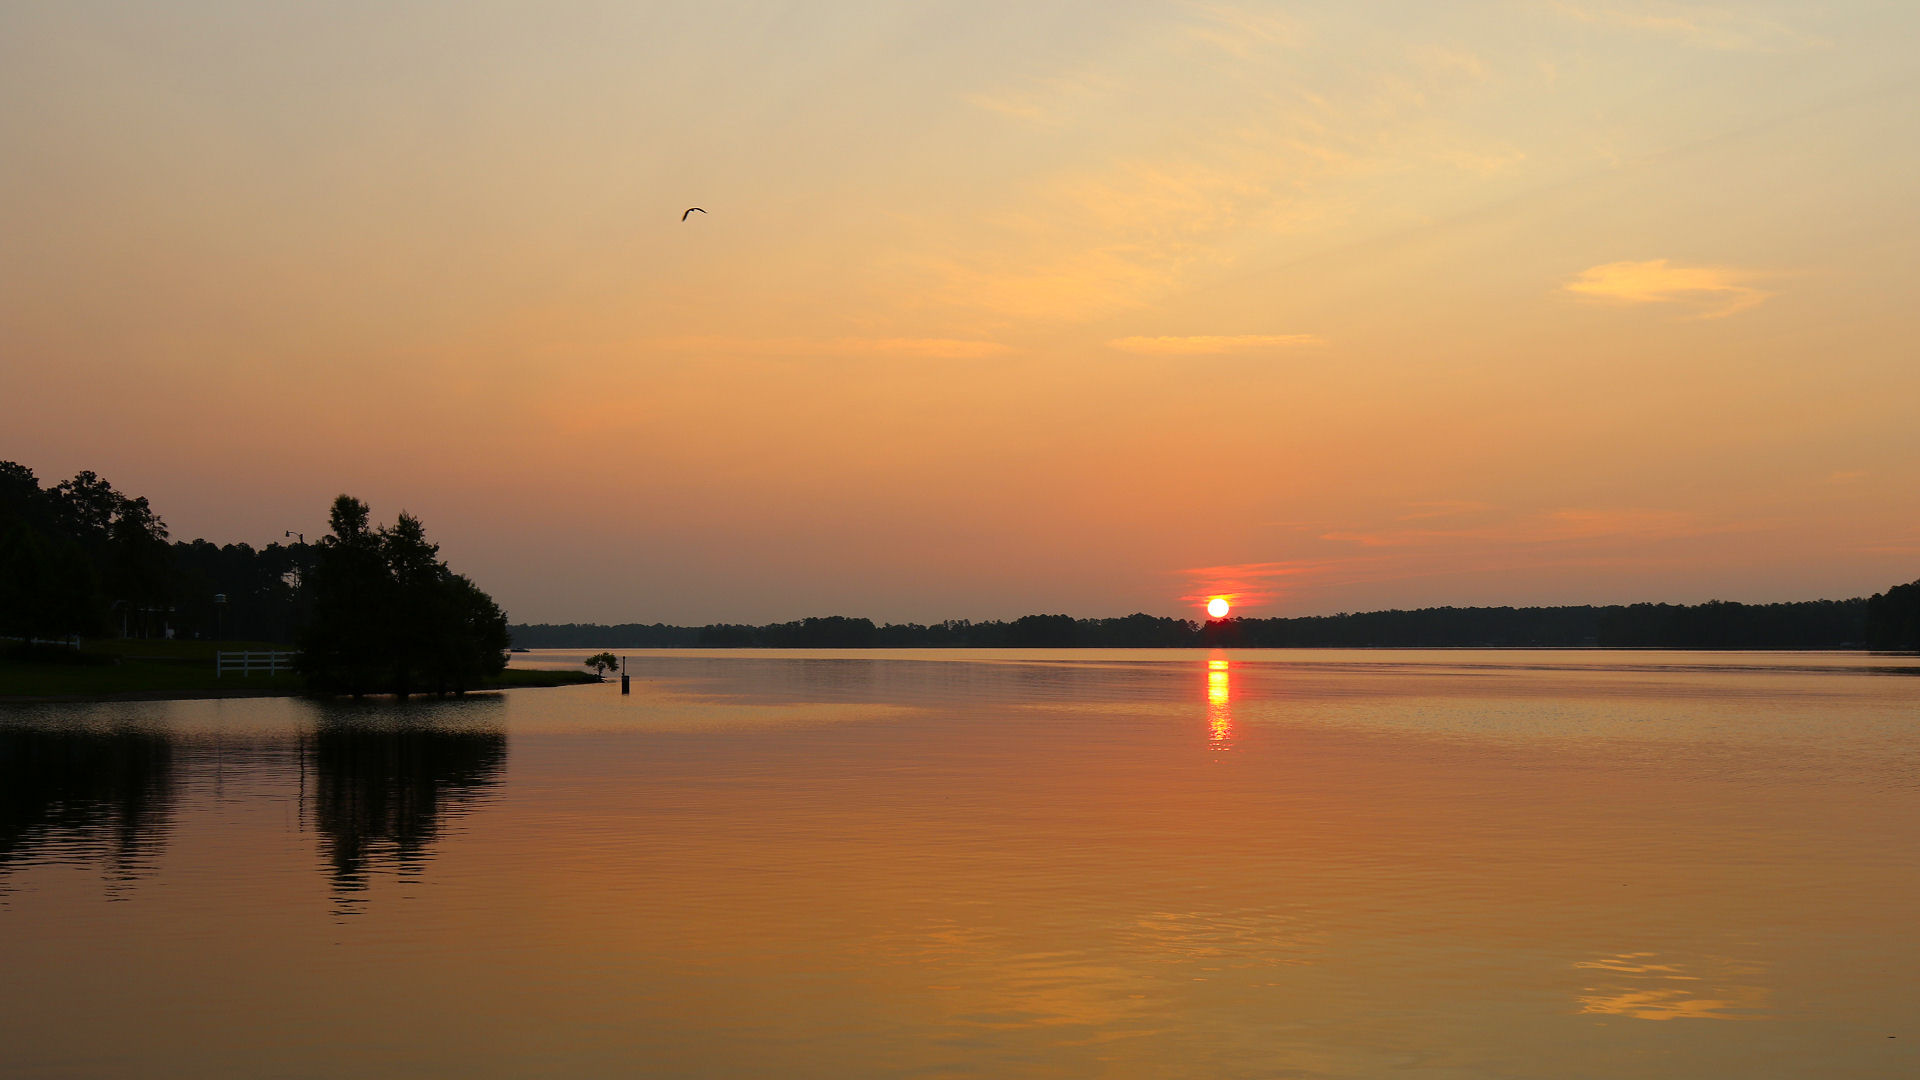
0 467 100 641
0 462 171 642
299 497 393 695
299 497 507 697
168 537 314 642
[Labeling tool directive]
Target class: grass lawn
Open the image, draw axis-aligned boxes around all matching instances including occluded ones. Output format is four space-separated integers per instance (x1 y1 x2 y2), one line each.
0 640 600 701
488 668 604 689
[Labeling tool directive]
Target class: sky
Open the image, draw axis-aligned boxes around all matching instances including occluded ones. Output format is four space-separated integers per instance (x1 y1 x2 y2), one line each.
4 0 1918 624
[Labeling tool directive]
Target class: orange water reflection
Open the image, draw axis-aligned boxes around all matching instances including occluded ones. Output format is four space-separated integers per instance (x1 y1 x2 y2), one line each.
1206 656 1232 750
5 655 1917 1079
1574 952 1770 1021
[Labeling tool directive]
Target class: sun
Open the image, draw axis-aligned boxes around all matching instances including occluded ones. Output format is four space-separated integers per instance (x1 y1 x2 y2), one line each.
1206 597 1230 619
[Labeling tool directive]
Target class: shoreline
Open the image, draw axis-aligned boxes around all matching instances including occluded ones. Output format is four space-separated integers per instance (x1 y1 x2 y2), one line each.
0 665 603 706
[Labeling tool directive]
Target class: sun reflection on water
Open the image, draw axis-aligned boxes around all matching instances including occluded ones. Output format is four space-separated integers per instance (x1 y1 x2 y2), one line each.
1206 657 1232 750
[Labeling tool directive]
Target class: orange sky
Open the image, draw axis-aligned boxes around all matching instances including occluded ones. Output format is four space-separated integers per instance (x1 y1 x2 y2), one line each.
3 2 1917 623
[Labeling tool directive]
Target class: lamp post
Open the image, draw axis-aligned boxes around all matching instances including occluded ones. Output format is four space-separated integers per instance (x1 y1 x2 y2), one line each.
213 593 227 641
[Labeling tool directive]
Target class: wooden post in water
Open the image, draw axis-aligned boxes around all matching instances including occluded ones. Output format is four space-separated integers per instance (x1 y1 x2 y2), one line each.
620 655 630 695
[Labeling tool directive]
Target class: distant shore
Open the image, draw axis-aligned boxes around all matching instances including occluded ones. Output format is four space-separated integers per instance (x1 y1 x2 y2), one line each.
508 594 1906 651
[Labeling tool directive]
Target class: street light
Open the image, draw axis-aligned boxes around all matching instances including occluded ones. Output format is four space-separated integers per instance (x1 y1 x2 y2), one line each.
284 531 304 543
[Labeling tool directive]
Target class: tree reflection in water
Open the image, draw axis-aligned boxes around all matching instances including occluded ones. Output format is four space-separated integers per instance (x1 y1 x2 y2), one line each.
308 717 507 911
1 709 506 910
0 724 176 895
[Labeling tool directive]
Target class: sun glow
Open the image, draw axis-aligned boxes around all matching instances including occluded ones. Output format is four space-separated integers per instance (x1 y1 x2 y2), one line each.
1206 597 1230 619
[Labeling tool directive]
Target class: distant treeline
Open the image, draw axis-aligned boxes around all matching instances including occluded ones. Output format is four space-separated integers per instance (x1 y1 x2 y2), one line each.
515 592 1920 651
511 613 1201 650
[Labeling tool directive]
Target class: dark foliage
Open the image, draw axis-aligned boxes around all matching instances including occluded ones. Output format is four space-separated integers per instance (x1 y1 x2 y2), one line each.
1593 600 1869 648
0 462 171 641
298 496 509 697
1 460 323 645
169 538 315 643
702 615 879 648
1203 599 1870 649
508 622 703 648
1866 580 1920 651
2 464 517 696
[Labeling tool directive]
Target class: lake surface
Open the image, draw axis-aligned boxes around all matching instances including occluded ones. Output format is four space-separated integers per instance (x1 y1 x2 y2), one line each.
3 649 1917 1078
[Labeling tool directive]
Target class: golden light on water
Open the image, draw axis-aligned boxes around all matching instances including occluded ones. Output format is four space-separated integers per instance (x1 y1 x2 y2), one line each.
1207 657 1232 751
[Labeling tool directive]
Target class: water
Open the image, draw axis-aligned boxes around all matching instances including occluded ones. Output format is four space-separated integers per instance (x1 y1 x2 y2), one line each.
3 650 1917 1078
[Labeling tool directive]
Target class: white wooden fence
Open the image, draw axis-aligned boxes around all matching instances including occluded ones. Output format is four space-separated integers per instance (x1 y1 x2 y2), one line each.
216 650 299 677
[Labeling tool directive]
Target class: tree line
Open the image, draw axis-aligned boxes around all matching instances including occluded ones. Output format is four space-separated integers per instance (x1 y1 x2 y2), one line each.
514 591 1920 651
508 613 1202 649
2 462 507 695
1 463 173 642
2 461 318 644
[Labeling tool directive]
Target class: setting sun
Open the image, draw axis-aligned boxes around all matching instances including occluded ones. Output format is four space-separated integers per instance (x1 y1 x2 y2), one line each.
1207 597 1230 619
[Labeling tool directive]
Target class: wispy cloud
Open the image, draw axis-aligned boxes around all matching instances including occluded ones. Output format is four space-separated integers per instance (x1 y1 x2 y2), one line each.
938 6 1561 324
914 156 1297 321
1436 145 1528 176
1564 259 1771 318
834 338 1010 359
1549 2 1826 53
1109 333 1324 354
1180 560 1332 608
1860 534 1920 555
1182 3 1304 57
961 93 1050 125
652 336 1009 360
1182 504 1753 612
1395 500 1496 522
921 246 1178 322
1321 506 1714 548
1408 44 1491 83
961 73 1111 129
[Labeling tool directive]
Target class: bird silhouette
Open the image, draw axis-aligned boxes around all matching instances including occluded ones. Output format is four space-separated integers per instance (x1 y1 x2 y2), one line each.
681 207 706 221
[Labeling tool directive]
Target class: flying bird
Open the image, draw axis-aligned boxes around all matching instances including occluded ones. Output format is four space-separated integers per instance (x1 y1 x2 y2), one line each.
682 207 706 221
